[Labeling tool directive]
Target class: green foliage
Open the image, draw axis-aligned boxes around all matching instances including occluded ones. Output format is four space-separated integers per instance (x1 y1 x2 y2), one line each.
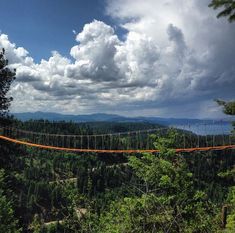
209 0 235 22
97 132 219 232
30 214 42 233
216 99 235 116
0 48 15 118
215 100 234 155
0 169 21 233
0 118 234 232
222 166 235 231
215 99 235 231
226 186 235 230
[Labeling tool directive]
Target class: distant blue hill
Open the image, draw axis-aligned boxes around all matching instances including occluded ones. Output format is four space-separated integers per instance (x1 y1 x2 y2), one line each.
12 111 233 126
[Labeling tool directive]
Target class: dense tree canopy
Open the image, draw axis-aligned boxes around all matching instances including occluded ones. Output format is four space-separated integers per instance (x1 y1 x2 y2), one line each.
216 99 235 231
0 169 21 233
96 132 219 233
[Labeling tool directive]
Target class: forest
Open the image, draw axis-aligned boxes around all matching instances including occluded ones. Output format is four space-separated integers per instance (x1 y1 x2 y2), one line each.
0 116 235 232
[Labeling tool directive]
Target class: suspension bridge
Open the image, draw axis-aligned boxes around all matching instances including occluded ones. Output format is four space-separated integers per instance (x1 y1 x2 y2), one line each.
0 123 234 153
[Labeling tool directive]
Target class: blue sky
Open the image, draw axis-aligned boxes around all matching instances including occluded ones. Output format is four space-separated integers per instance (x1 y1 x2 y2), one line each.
0 0 115 62
0 0 234 118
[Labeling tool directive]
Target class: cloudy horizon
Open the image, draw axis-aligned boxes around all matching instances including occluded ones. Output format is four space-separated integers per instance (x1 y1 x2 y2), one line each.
0 0 234 119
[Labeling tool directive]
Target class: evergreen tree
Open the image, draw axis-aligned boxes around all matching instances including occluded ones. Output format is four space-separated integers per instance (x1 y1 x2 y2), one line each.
216 99 235 116
98 131 219 233
0 48 16 119
216 99 235 230
216 99 235 132
209 0 235 22
0 169 21 233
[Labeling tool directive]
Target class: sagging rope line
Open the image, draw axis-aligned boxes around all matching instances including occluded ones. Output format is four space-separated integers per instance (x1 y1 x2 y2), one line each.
0 135 234 154
0 126 170 137
1 119 232 138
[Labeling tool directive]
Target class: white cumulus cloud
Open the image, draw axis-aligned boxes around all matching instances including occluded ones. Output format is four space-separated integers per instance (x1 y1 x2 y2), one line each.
0 0 234 118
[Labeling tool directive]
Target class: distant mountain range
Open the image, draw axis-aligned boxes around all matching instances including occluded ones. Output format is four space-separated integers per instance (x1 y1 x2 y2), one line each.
12 111 233 126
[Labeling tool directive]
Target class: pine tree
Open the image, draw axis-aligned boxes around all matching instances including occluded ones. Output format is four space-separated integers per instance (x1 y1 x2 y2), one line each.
0 48 15 125
216 99 235 131
0 169 21 233
216 99 235 230
98 131 219 232
216 99 235 115
209 0 235 22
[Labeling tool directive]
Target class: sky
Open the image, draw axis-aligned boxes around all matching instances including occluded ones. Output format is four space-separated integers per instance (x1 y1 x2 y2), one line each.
0 0 234 118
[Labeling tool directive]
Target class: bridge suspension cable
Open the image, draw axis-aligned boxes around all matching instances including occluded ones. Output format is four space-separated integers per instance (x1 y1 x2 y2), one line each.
0 134 234 153
0 123 234 153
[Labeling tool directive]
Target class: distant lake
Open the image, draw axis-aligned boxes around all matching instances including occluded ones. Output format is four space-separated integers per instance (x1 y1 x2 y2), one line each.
172 123 233 135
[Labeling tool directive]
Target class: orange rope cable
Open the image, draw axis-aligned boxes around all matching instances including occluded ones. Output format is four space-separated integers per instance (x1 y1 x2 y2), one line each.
0 135 234 154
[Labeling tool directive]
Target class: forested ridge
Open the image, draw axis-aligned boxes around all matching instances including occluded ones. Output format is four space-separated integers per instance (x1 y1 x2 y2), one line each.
0 118 235 232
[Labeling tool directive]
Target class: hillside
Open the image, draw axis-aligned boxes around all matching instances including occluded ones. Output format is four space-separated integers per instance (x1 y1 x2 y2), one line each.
13 111 233 125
